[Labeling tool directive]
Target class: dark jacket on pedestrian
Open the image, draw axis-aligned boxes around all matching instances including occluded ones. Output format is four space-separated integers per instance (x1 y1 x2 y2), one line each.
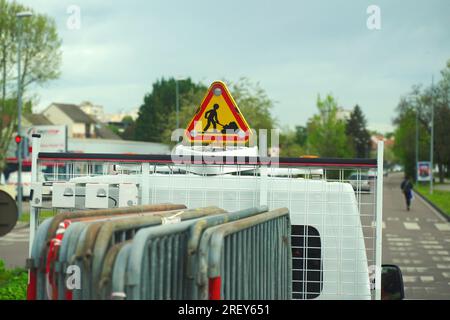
401 178 413 199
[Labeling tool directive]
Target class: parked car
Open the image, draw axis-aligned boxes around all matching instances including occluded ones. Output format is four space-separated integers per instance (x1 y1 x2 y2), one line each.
347 173 371 192
7 170 44 200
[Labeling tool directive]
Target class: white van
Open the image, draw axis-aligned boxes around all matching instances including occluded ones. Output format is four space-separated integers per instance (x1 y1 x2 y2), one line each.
61 168 398 299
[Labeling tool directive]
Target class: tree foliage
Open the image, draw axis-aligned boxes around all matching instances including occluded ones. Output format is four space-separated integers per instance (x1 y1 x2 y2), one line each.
393 104 424 179
228 78 277 133
306 94 353 158
294 125 308 148
393 59 450 182
279 129 305 157
134 77 206 143
0 0 62 172
346 105 371 158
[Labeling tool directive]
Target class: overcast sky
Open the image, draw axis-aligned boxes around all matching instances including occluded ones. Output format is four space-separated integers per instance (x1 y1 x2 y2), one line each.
19 0 450 133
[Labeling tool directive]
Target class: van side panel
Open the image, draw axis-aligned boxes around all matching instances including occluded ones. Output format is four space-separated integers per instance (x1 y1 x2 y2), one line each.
68 173 372 299
146 175 372 300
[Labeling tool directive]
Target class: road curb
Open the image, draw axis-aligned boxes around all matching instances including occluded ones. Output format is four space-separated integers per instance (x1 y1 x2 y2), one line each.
13 222 30 230
413 190 450 222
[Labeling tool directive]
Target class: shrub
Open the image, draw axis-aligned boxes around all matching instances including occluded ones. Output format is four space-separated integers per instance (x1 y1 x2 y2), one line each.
0 260 27 300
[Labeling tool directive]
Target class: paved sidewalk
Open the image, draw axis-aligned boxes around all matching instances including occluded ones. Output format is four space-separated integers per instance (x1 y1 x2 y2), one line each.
382 173 450 299
0 226 29 269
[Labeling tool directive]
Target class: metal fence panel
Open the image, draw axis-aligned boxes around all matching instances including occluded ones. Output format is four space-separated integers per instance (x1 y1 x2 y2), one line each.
98 240 131 300
90 206 226 299
26 217 52 300
197 208 291 300
46 204 186 244
118 206 267 300
184 206 269 298
56 222 87 300
30 204 184 300
60 206 225 299
35 206 195 300
111 243 133 300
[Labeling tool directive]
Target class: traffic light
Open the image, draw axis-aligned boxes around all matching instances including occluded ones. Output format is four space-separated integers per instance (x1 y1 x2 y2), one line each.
14 135 30 159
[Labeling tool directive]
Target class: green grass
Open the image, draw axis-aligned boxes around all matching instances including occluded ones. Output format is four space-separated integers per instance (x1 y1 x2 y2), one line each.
18 210 55 223
0 260 27 300
416 184 450 217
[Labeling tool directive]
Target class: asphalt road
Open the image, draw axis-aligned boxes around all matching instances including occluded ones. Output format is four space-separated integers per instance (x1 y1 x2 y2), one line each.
382 172 450 299
0 201 30 269
0 172 449 299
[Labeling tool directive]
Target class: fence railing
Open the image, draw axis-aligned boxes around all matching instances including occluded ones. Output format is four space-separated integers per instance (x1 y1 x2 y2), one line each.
197 207 291 300
116 206 272 300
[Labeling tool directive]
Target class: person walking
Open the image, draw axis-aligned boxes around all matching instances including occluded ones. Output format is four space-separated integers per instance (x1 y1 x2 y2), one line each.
400 175 413 211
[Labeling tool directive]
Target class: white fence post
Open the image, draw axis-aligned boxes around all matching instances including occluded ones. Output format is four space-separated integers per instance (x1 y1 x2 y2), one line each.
141 162 150 205
375 141 384 300
259 165 268 206
29 134 41 257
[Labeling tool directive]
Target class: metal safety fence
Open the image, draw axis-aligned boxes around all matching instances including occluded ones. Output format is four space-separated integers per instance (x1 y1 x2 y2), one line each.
26 204 291 300
197 207 291 300
27 204 187 300
111 206 287 300
27 204 225 300
28 136 384 300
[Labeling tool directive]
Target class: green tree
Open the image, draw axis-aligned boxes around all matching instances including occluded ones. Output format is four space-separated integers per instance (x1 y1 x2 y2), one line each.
121 123 135 141
228 78 277 133
106 124 121 136
118 115 135 140
393 59 450 182
122 115 134 126
393 102 423 179
306 94 353 158
161 83 208 144
0 0 62 172
295 125 308 147
134 77 206 143
279 129 304 157
346 105 371 158
434 60 450 182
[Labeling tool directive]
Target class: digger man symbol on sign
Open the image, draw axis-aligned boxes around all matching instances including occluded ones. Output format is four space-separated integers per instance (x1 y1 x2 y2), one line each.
202 103 239 134
203 103 222 132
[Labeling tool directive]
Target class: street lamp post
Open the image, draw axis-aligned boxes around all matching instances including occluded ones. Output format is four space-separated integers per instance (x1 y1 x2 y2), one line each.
175 77 187 129
415 110 419 183
430 76 434 194
175 80 180 129
16 11 32 218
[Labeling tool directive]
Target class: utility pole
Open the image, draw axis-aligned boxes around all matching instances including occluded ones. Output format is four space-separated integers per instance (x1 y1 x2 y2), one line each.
415 103 419 183
16 11 33 218
175 79 180 129
430 76 434 194
175 77 187 129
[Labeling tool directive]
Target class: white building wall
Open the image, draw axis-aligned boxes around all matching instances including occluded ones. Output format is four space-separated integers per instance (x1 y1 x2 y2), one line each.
42 104 76 138
72 123 86 138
